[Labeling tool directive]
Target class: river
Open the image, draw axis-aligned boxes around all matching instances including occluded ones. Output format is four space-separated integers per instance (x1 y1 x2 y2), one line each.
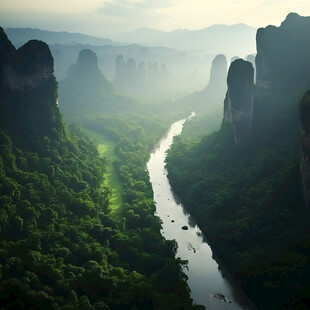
147 115 252 310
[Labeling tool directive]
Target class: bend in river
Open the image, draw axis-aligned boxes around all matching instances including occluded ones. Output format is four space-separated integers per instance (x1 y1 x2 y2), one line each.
147 115 253 310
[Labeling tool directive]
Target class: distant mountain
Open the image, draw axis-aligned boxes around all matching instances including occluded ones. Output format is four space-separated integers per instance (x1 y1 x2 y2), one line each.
49 43 184 81
120 27 167 45
118 24 257 55
59 48 140 117
4 27 114 47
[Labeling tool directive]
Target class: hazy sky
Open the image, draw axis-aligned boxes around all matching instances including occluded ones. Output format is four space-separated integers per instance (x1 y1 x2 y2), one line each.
1 0 310 37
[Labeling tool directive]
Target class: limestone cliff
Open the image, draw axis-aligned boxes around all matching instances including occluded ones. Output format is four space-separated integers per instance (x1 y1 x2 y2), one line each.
256 13 310 93
59 48 115 116
75 48 101 76
63 48 111 89
300 91 310 208
4 40 54 90
190 54 227 112
223 59 254 145
0 27 64 148
206 54 227 91
0 28 15 89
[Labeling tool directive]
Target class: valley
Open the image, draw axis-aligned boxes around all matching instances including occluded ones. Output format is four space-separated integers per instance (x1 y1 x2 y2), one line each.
1 9 310 310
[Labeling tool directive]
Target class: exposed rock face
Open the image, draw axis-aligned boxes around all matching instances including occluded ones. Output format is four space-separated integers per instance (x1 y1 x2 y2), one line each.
0 27 63 148
4 40 54 90
0 28 15 89
185 54 227 113
223 59 255 144
59 48 113 115
74 49 101 76
66 48 111 88
300 91 310 208
0 26 55 94
68 49 109 79
206 54 227 91
256 13 310 92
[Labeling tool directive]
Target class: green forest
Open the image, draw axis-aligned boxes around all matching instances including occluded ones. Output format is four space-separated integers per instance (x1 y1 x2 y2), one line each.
0 28 203 309
0 104 203 309
166 121 310 309
166 15 310 310
2 11 310 310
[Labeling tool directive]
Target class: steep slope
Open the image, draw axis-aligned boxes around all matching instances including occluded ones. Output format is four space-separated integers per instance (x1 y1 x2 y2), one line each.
59 48 139 117
0 29 65 151
171 54 228 140
256 13 310 93
254 13 310 137
300 91 310 209
180 54 227 112
223 59 254 144
0 27 200 309
166 13 310 309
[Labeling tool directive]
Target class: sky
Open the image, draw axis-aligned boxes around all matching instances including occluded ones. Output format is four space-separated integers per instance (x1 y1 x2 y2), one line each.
1 0 310 38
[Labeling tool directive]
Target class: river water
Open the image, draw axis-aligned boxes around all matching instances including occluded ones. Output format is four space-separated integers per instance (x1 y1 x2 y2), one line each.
147 115 252 310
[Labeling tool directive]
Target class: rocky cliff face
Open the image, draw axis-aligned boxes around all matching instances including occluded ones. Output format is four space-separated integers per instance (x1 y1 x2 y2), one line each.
0 27 54 92
59 48 114 116
300 91 310 208
206 54 227 90
4 40 54 90
0 27 63 148
256 13 310 93
66 48 108 88
64 48 111 91
193 54 227 111
75 48 101 76
223 59 254 144
0 28 15 89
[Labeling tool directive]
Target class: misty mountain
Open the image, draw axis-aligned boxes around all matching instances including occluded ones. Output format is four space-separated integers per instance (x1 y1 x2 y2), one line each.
48 43 214 96
4 27 114 47
118 23 257 55
59 48 141 117
4 26 255 93
49 43 186 81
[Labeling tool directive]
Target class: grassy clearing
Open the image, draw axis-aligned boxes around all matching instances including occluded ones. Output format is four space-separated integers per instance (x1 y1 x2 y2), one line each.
86 129 123 215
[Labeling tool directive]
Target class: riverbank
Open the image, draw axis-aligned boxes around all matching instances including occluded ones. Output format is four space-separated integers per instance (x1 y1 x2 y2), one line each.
147 115 253 309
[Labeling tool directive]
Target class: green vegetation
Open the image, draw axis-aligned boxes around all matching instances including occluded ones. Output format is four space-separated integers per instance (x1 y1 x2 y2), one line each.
0 31 202 309
86 129 123 215
82 114 171 217
0 114 201 309
166 105 310 309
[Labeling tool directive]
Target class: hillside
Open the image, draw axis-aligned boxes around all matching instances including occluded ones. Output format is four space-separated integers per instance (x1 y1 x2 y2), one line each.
0 27 200 310
166 13 310 309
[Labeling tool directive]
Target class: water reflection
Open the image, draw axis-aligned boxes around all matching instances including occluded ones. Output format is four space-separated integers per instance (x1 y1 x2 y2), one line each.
147 115 254 310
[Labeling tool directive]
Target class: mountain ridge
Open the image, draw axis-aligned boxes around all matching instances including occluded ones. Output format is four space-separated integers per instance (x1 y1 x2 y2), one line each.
131 22 256 35
118 23 257 54
5 27 115 47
